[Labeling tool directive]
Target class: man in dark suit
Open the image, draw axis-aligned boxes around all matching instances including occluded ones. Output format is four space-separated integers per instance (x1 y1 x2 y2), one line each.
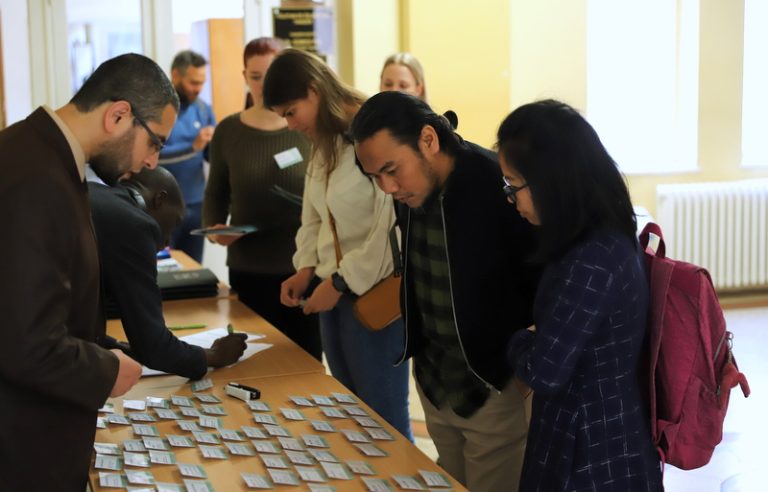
89 167 247 379
0 54 179 491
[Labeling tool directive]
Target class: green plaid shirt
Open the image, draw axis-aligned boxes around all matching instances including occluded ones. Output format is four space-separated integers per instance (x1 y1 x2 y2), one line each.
410 192 490 418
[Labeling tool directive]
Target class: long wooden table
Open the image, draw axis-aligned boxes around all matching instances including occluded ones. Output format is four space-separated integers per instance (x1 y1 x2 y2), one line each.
89 372 464 491
106 296 325 384
166 249 234 299
167 249 201 270
92 253 463 490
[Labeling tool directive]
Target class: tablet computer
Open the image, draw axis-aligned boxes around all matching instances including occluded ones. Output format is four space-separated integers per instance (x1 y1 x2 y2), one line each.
190 225 257 236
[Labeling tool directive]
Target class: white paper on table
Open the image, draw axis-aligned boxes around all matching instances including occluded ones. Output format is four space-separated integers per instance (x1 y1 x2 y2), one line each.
156 258 181 272
141 327 272 377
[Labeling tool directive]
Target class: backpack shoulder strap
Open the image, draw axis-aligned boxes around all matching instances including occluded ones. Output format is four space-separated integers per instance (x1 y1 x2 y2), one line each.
640 222 666 258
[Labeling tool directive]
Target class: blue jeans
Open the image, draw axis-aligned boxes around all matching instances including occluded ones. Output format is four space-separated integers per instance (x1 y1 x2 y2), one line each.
320 295 412 441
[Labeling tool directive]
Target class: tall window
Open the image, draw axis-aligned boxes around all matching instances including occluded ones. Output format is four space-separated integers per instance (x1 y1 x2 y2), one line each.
741 0 768 168
66 0 142 94
586 0 699 174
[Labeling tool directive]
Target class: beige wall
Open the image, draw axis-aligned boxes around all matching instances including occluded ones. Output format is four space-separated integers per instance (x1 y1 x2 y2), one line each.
508 0 587 111
335 0 768 217
626 0 768 217
335 0 399 96
401 0 512 148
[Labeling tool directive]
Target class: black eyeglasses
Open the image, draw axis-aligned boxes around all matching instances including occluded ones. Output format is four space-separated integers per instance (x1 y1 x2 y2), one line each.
133 112 165 153
502 176 528 204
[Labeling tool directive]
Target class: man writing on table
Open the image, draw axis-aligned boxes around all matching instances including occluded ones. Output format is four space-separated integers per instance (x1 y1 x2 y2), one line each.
89 166 247 378
0 54 177 491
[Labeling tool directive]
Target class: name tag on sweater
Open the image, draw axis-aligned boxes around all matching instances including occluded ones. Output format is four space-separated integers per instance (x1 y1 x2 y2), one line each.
274 147 303 169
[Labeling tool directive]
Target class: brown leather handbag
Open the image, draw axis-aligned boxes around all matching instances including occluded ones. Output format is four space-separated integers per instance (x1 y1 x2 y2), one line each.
352 273 402 331
329 211 402 331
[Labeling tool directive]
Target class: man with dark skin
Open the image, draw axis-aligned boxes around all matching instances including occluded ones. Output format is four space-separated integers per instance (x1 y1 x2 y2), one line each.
89 166 247 379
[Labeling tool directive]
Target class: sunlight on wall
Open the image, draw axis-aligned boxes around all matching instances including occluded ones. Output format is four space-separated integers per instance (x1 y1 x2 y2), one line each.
587 0 699 175
741 0 768 168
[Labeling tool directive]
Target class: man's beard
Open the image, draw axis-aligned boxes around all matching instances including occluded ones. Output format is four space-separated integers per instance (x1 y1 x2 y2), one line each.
175 84 196 105
416 156 441 206
89 128 135 186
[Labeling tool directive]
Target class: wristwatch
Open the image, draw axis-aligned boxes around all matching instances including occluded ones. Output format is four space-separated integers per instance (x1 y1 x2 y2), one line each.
331 272 351 294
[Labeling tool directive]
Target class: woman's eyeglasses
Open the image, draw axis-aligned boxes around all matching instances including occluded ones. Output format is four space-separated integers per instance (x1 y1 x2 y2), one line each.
502 176 528 204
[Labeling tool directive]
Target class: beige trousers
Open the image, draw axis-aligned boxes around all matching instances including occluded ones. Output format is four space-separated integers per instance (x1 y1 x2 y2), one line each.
417 379 529 492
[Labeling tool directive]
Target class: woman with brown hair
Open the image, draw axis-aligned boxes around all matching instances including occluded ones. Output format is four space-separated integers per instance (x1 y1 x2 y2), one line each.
264 49 412 440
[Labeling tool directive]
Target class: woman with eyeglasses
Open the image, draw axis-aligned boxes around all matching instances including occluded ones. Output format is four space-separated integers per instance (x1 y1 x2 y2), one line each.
498 100 662 491
262 49 412 440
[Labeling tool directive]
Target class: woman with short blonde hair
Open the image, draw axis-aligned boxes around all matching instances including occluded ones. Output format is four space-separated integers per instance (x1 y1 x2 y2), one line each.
379 52 427 101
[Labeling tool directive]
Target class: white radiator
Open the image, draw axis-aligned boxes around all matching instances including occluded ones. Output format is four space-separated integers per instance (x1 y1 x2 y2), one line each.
656 179 768 291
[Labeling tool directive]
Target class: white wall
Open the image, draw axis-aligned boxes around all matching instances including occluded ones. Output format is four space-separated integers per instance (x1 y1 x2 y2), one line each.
0 0 32 124
202 241 230 285
243 0 280 42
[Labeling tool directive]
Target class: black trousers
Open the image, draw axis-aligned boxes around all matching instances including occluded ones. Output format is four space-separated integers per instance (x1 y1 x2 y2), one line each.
229 270 322 361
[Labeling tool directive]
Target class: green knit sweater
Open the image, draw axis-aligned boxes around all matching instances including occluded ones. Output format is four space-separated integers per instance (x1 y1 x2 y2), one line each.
203 113 311 274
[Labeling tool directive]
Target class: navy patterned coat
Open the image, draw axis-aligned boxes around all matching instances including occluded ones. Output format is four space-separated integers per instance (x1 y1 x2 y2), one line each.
508 230 662 491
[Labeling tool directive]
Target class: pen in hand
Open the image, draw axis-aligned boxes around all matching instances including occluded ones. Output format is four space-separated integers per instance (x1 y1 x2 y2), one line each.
208 325 248 367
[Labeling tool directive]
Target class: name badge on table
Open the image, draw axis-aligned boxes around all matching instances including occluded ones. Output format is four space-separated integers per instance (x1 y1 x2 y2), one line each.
274 147 304 169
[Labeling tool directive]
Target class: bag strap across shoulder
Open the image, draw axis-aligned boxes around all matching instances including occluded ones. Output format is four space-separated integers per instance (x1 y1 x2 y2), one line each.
640 222 666 258
327 207 401 275
328 207 343 268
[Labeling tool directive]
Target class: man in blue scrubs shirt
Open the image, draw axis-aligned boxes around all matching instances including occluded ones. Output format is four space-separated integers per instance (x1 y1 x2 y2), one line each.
159 50 216 262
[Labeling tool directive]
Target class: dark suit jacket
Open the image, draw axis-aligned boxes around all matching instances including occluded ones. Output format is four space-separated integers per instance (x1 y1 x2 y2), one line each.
88 182 207 379
0 108 119 491
397 140 540 391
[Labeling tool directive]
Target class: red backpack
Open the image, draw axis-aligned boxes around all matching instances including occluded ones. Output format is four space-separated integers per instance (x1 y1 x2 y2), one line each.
639 222 750 470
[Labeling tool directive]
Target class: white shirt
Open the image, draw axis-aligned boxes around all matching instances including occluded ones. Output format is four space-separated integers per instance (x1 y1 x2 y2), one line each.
293 140 396 295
